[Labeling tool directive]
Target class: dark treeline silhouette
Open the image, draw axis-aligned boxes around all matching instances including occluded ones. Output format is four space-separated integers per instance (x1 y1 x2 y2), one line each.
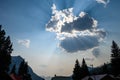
111 41 120 76
0 25 32 80
90 63 110 75
72 40 120 80
72 58 89 80
0 25 13 80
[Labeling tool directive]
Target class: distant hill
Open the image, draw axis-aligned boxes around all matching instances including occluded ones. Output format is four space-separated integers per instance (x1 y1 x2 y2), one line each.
9 56 44 80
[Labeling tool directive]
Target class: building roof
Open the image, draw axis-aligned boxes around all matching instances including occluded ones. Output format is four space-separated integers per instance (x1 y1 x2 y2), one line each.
51 76 72 80
82 74 114 80
101 75 115 80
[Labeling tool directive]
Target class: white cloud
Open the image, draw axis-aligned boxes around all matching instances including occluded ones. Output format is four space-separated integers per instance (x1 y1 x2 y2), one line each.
46 4 106 53
18 39 30 48
96 0 110 6
46 4 100 39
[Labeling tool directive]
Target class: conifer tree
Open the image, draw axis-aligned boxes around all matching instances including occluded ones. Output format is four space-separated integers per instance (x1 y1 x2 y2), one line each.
0 25 13 72
111 41 120 57
0 25 13 80
72 59 82 80
81 58 89 78
111 41 120 76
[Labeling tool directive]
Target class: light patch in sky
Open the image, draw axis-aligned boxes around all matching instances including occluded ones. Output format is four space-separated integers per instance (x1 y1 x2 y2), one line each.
46 4 106 53
18 39 30 48
85 57 94 61
96 0 110 6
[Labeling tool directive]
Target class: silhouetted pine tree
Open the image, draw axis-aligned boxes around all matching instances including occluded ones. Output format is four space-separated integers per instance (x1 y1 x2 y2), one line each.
81 58 89 78
0 25 13 72
18 60 32 80
0 25 13 80
111 41 120 76
111 41 119 57
10 64 16 74
72 59 82 80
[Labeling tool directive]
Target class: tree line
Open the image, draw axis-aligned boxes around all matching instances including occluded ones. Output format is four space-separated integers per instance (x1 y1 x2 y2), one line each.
72 58 89 80
0 25 32 80
72 41 120 80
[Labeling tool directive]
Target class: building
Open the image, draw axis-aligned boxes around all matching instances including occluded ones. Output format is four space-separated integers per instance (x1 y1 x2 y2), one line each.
51 76 72 80
82 74 115 80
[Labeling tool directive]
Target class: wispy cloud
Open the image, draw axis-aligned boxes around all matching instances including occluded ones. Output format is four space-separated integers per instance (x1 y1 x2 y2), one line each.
39 64 48 68
96 0 110 6
85 57 94 61
46 4 106 53
18 39 30 48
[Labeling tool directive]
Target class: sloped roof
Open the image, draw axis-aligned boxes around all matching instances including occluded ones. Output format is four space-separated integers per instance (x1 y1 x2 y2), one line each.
82 74 114 80
52 76 72 80
101 75 115 80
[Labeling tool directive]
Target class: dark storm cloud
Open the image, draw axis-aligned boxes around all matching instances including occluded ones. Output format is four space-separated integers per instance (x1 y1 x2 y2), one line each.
61 14 94 33
92 48 100 57
60 36 99 52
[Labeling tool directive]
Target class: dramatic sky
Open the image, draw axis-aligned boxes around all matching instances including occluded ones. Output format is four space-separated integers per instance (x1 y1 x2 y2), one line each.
0 0 120 77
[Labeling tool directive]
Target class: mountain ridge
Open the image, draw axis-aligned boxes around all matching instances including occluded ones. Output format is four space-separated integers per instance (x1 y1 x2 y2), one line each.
9 56 44 80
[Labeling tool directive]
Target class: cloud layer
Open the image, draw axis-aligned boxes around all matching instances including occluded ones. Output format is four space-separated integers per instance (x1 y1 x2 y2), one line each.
46 4 106 53
18 39 30 48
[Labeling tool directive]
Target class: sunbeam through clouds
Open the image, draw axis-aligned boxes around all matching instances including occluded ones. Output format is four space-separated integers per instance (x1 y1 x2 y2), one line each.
46 4 106 53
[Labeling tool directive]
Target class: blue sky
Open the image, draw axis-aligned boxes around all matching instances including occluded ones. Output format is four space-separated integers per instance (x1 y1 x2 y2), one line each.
0 0 120 77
